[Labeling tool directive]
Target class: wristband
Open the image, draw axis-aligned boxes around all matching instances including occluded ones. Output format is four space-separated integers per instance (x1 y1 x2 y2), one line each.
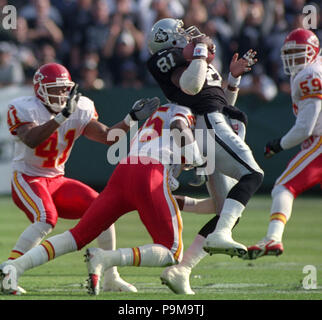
193 43 208 58
54 112 67 125
228 72 241 87
123 113 135 127
182 140 205 166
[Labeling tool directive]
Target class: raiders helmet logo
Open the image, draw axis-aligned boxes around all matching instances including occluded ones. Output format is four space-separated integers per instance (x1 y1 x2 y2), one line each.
154 28 169 43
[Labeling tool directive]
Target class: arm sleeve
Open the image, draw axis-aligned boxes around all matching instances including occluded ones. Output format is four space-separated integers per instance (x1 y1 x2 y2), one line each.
280 98 321 149
179 59 208 95
224 87 239 106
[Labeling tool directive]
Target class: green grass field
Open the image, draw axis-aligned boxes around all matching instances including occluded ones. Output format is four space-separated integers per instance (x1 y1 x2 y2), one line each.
0 194 321 301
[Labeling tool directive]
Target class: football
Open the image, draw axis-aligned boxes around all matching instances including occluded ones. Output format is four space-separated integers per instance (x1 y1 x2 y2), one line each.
182 42 215 64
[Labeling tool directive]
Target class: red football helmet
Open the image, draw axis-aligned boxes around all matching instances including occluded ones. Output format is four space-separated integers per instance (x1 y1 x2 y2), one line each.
33 63 75 112
281 28 320 76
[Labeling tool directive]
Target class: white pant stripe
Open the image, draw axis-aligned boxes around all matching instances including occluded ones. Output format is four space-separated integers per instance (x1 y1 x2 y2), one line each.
13 172 46 222
162 167 183 261
276 137 322 185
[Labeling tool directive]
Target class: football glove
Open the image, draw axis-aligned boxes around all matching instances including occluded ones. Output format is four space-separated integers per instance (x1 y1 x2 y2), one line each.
168 174 180 191
168 164 181 191
242 49 257 67
223 105 248 126
62 84 81 118
264 138 283 158
129 97 160 121
169 164 183 179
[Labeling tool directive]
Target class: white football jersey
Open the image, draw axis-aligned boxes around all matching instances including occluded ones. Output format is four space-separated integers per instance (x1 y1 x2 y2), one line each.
129 104 195 164
281 56 322 149
7 96 98 177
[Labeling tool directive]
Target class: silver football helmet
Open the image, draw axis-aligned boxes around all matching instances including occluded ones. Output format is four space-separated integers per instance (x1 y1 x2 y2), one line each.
147 18 204 54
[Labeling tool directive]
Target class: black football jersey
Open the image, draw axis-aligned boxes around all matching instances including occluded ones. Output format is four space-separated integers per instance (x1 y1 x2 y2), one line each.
147 47 228 115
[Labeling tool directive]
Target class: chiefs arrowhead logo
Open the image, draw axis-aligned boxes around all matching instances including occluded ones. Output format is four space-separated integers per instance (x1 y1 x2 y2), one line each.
307 35 319 48
33 71 44 84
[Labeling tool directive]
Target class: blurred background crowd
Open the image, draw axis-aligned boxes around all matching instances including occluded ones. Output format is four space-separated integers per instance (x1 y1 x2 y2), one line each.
0 0 321 101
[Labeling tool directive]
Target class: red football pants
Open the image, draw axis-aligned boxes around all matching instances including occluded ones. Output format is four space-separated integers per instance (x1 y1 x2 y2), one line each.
11 171 98 227
70 157 183 260
275 136 322 197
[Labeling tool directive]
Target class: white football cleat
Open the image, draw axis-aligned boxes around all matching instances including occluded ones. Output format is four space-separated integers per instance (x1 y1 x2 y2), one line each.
15 286 27 295
103 276 138 293
84 248 106 295
243 238 284 260
160 265 195 295
3 286 27 295
203 232 247 257
0 263 26 295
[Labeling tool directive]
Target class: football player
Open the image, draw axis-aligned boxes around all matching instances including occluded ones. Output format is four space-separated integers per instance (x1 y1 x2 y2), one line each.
3 62 159 294
144 18 263 293
1 103 202 296
245 28 322 259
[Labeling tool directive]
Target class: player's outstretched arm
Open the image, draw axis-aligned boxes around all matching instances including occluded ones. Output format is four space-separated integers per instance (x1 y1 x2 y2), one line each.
124 97 160 124
16 121 60 149
83 97 160 145
16 85 80 148
264 98 321 158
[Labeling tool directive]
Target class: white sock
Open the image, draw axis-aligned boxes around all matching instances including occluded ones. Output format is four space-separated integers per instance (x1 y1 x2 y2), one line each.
138 244 175 266
97 226 116 250
266 185 294 242
10 231 77 277
266 220 285 242
10 244 48 277
178 234 207 270
9 222 52 259
214 198 245 235
102 244 175 268
96 225 120 281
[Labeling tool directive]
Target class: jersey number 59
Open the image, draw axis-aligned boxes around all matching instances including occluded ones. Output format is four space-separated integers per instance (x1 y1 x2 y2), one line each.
299 78 322 95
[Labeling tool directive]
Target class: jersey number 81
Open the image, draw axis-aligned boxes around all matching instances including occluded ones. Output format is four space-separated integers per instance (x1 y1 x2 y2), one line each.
156 53 176 73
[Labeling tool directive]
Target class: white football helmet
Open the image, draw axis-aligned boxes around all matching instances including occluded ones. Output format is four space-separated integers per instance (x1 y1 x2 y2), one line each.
147 18 204 54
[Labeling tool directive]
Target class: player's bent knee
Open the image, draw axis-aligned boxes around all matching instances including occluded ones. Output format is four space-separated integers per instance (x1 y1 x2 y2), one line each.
242 170 264 191
271 184 294 199
252 171 264 188
45 217 58 229
227 171 264 206
247 171 264 197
